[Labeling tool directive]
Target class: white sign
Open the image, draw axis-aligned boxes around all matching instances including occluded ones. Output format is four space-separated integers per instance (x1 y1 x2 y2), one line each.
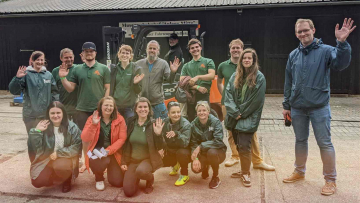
119 20 199 38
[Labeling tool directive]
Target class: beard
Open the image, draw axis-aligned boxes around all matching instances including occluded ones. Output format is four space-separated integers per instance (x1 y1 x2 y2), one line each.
147 54 157 61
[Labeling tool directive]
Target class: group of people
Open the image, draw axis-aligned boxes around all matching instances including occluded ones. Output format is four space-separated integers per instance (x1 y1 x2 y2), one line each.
8 17 355 197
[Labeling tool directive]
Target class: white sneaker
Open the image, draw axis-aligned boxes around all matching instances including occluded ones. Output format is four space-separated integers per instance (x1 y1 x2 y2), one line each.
96 181 105 191
225 157 240 167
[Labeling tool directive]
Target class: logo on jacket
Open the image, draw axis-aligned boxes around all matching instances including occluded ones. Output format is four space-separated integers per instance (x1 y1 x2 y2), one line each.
201 64 206 68
94 70 101 76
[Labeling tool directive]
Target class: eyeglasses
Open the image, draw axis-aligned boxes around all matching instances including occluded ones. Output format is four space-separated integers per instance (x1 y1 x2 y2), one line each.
296 29 311 34
197 101 208 105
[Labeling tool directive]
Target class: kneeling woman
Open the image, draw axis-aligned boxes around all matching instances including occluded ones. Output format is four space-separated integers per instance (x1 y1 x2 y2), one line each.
190 101 227 189
121 97 165 197
161 101 192 186
28 101 82 193
81 96 127 191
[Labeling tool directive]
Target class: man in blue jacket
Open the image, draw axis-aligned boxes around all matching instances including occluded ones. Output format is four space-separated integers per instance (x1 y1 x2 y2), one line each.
282 18 356 196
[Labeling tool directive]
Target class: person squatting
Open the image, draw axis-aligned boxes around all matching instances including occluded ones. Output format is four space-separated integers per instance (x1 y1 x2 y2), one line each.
8 17 355 197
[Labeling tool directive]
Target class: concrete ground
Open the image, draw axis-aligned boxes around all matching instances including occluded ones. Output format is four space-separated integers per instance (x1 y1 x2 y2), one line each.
0 97 359 203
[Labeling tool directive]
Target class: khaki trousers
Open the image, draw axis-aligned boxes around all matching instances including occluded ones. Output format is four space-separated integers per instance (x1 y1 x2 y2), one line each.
222 105 263 165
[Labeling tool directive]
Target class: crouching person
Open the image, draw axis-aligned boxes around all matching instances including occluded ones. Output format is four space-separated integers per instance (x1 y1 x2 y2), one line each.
28 101 81 193
121 97 165 197
190 101 227 189
81 96 127 191
161 101 192 186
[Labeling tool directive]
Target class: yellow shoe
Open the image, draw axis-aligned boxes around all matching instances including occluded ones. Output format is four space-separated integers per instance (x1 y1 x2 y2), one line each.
175 175 189 186
169 162 180 176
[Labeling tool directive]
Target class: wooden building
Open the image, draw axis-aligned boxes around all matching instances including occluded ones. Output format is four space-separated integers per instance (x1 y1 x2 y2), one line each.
0 0 359 94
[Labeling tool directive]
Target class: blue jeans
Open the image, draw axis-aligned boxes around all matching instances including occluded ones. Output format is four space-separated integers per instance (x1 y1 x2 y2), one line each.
118 107 135 122
152 102 168 119
291 104 336 182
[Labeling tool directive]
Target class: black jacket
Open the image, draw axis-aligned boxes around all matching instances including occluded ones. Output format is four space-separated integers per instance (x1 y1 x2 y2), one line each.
164 43 183 74
121 116 165 172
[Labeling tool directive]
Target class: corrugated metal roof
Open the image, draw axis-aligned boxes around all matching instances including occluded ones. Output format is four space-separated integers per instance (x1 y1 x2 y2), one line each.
0 0 348 14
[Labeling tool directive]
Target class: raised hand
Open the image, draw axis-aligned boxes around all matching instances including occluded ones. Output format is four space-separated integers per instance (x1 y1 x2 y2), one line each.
170 56 181 73
16 66 27 78
35 120 50 132
335 18 356 42
166 131 176 139
153 118 165 135
92 111 101 125
58 62 69 78
134 73 145 84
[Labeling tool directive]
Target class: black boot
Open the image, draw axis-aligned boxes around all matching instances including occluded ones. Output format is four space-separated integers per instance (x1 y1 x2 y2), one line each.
144 175 154 194
62 175 72 193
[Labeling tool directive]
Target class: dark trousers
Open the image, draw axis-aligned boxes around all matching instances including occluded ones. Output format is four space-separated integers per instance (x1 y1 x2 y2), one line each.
68 113 78 123
118 107 134 123
75 110 93 130
187 93 210 122
31 158 73 188
232 130 254 174
191 148 226 177
123 159 153 197
24 117 43 134
89 155 124 187
163 148 191 175
24 117 44 162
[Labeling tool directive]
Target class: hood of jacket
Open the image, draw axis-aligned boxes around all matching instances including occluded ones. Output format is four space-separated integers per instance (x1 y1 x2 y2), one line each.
298 38 323 55
26 66 47 73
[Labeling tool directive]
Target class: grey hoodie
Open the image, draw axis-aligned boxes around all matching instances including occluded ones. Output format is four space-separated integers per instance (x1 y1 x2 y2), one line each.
9 66 59 119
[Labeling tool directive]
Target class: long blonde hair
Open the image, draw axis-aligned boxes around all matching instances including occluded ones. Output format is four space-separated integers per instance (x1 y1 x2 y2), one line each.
234 48 259 89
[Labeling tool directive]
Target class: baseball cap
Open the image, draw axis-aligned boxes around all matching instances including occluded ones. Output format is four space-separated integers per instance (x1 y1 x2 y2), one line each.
82 42 96 51
169 33 179 40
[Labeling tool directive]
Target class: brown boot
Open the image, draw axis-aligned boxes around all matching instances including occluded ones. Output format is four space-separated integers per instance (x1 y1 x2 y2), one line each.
283 172 305 183
321 181 336 196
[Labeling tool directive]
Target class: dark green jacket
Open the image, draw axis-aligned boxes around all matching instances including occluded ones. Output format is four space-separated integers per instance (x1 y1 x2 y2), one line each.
121 116 165 172
224 71 266 132
27 121 82 180
162 117 191 150
189 114 227 154
110 62 142 108
9 66 59 119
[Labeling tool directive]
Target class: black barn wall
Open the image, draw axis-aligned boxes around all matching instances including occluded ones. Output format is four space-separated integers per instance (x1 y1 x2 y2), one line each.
0 5 359 94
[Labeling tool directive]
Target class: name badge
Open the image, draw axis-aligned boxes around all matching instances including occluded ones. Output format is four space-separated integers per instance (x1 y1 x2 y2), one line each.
43 79 51 83
209 127 214 131
143 126 146 132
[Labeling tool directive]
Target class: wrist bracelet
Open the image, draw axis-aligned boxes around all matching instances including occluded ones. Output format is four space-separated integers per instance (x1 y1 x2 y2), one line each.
60 76 66 80
35 129 42 132
196 85 200 90
195 157 199 160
